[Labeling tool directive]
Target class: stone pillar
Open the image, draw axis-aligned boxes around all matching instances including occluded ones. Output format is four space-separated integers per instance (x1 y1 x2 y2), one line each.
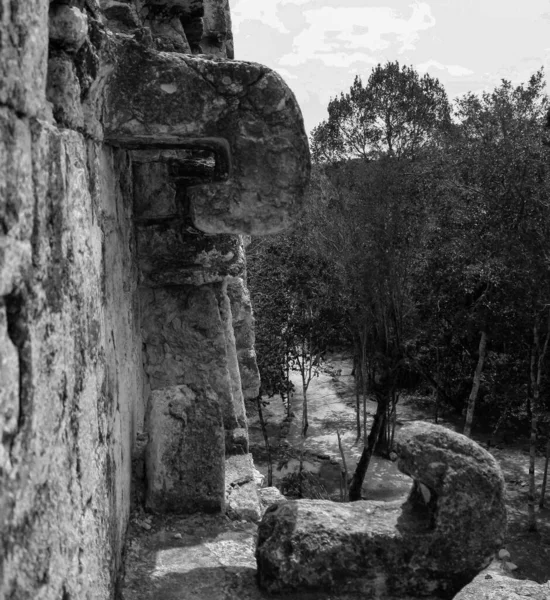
141 285 227 512
133 153 256 512
227 277 261 401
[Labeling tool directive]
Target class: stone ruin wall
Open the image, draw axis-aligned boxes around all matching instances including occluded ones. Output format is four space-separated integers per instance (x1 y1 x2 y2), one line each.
0 1 309 598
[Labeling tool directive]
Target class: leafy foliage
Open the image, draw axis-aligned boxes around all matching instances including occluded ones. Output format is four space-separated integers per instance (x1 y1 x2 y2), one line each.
251 63 550 513
311 61 450 162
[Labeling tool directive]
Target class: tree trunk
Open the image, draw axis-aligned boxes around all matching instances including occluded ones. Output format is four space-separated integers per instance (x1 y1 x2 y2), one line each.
355 372 361 442
527 311 550 529
362 372 368 447
434 345 440 424
348 398 387 501
463 330 488 438
528 320 539 531
353 343 362 441
286 361 292 419
528 398 538 531
302 384 309 438
388 390 398 449
360 334 368 447
489 400 510 447
256 394 273 487
336 429 348 502
540 436 550 509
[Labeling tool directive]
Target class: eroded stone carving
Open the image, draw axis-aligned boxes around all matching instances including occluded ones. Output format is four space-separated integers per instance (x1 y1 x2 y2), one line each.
256 422 507 599
101 40 310 234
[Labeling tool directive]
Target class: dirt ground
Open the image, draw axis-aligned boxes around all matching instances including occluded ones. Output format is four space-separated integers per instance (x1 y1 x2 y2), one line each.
247 353 550 584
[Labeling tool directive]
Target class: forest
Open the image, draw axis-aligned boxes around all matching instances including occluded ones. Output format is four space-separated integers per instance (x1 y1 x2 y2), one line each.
247 62 550 534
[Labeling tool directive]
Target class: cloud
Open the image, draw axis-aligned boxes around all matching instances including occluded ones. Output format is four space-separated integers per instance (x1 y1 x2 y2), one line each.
417 59 474 77
273 66 297 81
278 2 436 68
230 0 289 34
282 51 376 69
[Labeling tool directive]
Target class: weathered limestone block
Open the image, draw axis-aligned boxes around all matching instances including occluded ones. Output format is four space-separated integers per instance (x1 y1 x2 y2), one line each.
202 0 234 57
218 284 249 453
1 119 143 599
2 1 309 599
102 40 310 234
140 283 247 440
149 0 234 57
140 284 235 408
140 281 254 509
132 154 247 285
0 0 49 116
147 15 192 53
227 277 260 399
46 54 85 129
454 562 550 600
225 453 261 522
145 384 225 512
396 421 507 575
100 0 142 32
259 486 286 510
0 108 33 291
137 223 245 286
256 422 507 598
49 4 89 53
257 499 404 596
132 159 179 219
0 304 19 475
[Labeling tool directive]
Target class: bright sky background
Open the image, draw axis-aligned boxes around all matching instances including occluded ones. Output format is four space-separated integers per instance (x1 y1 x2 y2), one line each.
229 0 550 136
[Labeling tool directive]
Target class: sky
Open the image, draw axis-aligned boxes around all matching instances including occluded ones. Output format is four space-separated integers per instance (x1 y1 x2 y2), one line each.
229 0 550 135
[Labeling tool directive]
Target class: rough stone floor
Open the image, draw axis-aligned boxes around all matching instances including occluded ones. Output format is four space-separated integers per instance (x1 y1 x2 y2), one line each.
119 509 550 600
119 511 405 600
120 511 264 600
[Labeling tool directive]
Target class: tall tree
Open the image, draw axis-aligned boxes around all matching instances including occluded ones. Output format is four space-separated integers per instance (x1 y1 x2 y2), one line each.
311 61 450 162
309 62 450 499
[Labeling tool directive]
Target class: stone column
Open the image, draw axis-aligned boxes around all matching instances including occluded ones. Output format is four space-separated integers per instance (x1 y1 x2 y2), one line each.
227 276 261 401
133 153 255 512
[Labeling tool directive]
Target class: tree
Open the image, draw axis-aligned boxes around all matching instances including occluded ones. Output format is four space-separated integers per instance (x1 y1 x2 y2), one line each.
417 71 550 528
311 61 450 162
528 308 550 529
415 71 550 438
463 331 488 437
309 62 450 500
248 231 344 438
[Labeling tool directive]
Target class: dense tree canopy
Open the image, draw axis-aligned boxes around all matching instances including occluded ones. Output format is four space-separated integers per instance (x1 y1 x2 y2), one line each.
249 62 550 524
310 61 450 162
